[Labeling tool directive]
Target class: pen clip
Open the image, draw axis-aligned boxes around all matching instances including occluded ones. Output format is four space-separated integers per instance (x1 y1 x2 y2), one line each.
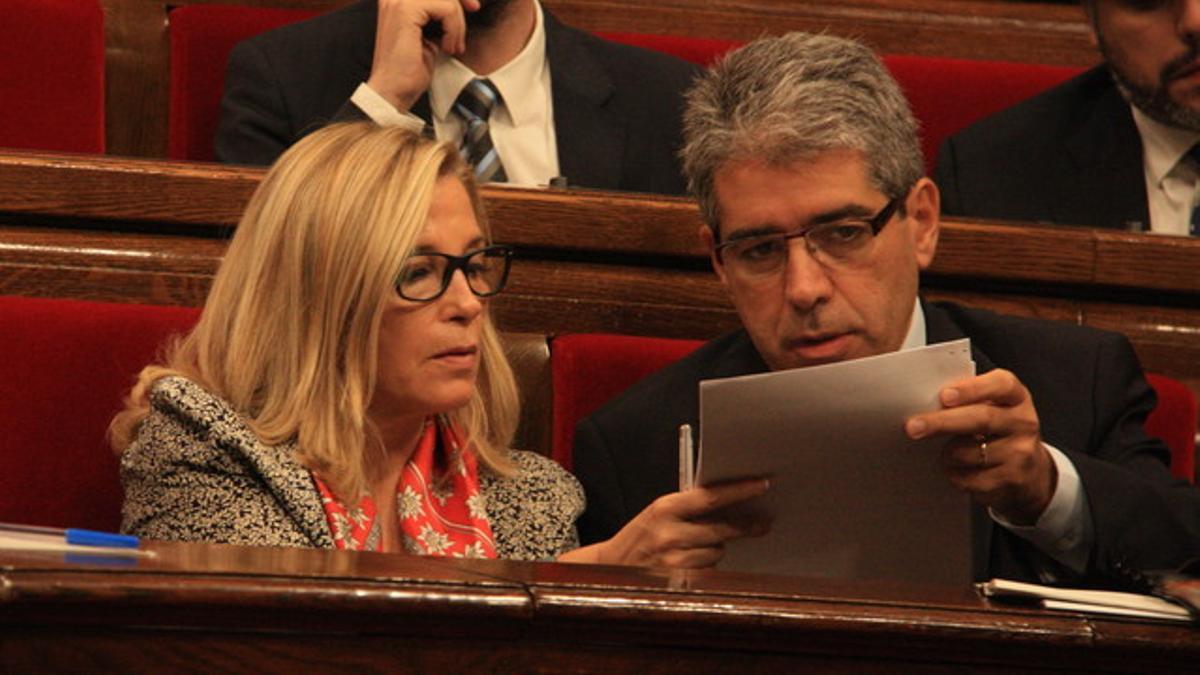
678 423 695 491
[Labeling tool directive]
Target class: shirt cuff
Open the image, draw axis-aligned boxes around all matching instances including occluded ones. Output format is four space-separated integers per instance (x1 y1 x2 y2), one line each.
350 83 427 133
989 443 1092 573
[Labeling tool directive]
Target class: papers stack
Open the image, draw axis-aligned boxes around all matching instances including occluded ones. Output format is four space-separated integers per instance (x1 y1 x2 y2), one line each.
697 339 975 584
979 578 1193 622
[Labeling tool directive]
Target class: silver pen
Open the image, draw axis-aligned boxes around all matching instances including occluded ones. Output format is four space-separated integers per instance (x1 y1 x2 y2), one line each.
678 423 695 491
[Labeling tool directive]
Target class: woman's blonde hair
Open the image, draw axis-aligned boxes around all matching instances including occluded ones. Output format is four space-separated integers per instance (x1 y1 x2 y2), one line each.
111 123 518 498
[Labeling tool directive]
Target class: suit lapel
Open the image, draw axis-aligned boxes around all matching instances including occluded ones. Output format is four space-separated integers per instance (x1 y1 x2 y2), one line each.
543 10 624 189
229 435 333 548
1057 69 1149 230
351 1 377 82
169 378 333 547
708 330 770 380
254 443 335 547
921 299 995 580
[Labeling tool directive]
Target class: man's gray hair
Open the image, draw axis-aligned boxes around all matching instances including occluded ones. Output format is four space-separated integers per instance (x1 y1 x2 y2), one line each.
681 32 923 233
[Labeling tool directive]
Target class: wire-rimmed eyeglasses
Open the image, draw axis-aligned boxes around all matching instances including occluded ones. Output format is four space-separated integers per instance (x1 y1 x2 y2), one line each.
714 196 903 278
395 245 514 302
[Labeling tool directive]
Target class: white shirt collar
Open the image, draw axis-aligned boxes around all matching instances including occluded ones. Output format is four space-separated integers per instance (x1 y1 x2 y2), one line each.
1131 105 1200 186
428 0 547 127
900 300 927 351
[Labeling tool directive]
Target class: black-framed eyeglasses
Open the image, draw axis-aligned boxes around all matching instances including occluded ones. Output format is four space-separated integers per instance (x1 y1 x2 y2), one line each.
714 196 902 278
395 245 514 302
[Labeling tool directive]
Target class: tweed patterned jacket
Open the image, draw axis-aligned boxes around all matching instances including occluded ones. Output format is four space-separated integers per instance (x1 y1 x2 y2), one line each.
120 377 584 560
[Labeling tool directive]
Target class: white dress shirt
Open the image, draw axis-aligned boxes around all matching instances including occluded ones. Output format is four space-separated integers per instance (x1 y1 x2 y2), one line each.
901 302 1092 574
1132 106 1200 237
350 0 559 187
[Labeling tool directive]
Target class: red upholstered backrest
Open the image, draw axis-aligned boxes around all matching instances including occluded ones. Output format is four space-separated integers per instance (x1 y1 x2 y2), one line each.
591 33 1085 175
0 296 201 530
168 5 317 161
1145 374 1198 484
596 31 741 68
549 332 1198 483
882 55 1084 173
0 0 104 154
550 334 703 470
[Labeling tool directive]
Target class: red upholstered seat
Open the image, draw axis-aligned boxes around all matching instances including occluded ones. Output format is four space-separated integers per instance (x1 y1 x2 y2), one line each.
596 32 741 68
549 333 1196 484
592 33 1085 175
882 55 1084 173
0 0 104 154
168 5 317 161
0 296 200 530
1145 374 1198 483
550 334 702 470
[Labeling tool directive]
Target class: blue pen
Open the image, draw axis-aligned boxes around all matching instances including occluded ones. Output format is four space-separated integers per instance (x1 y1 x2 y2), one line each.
0 522 139 549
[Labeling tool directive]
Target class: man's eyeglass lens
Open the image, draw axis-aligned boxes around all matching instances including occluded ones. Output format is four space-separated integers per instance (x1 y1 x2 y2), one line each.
719 198 900 276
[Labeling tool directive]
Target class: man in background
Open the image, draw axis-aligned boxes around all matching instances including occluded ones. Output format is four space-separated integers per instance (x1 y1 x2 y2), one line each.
936 0 1200 235
573 32 1200 584
216 0 696 194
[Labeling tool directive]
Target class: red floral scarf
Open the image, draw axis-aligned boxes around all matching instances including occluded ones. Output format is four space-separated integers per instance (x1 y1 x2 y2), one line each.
312 416 497 558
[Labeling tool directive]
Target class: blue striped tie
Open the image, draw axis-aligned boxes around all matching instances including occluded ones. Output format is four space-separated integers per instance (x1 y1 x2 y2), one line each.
453 78 507 184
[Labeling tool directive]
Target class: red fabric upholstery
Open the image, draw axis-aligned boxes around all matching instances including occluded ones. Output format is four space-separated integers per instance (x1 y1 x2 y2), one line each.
591 33 1085 174
549 333 1198 484
882 55 1083 173
550 334 702 470
0 0 104 154
1145 374 1198 484
0 296 200 530
168 5 317 160
596 31 741 68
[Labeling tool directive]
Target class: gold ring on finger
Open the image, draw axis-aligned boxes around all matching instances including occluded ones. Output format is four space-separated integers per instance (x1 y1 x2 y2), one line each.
974 434 988 467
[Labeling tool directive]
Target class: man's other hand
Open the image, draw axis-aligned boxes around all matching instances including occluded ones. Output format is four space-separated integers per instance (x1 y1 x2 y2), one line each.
905 368 1056 525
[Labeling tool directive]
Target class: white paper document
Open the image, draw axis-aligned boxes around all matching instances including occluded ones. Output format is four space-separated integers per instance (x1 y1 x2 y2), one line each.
697 339 976 584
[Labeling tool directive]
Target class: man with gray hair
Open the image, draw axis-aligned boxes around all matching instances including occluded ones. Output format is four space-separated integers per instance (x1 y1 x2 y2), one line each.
573 32 1200 585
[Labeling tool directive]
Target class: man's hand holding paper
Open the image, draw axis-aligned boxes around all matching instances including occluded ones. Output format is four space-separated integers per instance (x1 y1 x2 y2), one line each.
905 368 1057 526
695 339 977 583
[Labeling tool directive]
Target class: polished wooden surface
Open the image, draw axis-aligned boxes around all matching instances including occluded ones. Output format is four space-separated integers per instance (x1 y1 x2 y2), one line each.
2 152 1197 398
1 541 1197 673
97 0 1095 157
549 0 1096 66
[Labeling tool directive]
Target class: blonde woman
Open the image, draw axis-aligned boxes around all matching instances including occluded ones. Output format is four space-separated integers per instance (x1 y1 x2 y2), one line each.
113 123 767 566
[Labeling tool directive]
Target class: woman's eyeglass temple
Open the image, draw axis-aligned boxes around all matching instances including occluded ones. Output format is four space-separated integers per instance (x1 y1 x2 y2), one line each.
396 245 514 302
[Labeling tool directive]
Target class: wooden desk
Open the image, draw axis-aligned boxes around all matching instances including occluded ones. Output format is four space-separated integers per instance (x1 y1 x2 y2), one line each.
1 541 1196 672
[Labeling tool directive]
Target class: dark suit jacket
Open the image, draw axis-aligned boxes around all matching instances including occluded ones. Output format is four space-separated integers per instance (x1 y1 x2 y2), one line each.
934 66 1150 231
572 300 1200 584
215 0 697 195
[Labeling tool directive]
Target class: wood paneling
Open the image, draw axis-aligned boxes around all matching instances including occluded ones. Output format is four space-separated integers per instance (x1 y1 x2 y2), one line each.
548 0 1096 66
1 150 1197 422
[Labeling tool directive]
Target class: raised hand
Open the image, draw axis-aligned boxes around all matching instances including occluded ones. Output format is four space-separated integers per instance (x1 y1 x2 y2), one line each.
366 0 479 111
905 368 1056 525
